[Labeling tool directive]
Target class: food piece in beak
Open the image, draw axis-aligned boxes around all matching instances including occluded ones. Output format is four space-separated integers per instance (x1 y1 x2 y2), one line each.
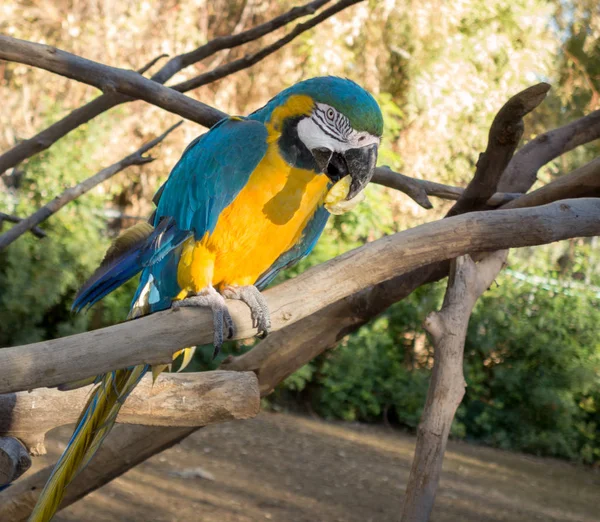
324 175 366 215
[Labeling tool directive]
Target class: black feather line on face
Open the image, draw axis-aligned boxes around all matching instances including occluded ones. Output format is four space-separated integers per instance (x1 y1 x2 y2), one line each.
278 116 320 172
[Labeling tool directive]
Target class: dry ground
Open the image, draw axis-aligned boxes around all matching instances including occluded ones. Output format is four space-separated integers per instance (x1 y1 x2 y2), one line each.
32 413 600 522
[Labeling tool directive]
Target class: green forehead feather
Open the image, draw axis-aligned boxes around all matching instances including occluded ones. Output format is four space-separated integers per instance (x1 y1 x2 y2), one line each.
260 77 384 137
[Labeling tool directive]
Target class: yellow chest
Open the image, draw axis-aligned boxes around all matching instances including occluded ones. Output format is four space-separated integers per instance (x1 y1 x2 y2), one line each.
176 143 329 294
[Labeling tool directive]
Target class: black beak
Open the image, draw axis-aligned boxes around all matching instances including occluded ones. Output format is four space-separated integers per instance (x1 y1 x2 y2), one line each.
311 144 378 200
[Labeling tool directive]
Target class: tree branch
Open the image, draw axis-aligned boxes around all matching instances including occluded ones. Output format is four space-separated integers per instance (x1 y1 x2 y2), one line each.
0 121 182 251
1 198 599 396
401 251 507 522
170 0 364 93
499 110 600 193
0 424 196 521
0 0 335 175
0 437 30 487
0 371 259 456
0 36 228 127
0 213 46 239
447 83 551 216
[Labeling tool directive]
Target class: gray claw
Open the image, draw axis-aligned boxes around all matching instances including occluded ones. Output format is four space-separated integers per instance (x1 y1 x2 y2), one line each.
222 285 271 337
172 288 235 358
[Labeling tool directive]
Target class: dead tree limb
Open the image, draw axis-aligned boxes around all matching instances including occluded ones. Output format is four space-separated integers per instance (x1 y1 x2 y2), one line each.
0 438 30 487
0 0 331 175
400 251 507 522
1 198 599 396
0 424 195 522
0 371 259 456
447 83 551 216
0 214 46 239
0 35 228 127
0 121 182 251
499 109 600 192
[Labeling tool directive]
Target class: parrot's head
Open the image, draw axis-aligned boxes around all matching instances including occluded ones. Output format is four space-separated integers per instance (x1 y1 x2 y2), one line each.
258 77 383 209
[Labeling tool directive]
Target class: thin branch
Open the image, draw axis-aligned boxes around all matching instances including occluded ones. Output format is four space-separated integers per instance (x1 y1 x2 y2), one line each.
0 213 46 239
1 198 599 396
372 167 520 209
0 0 333 175
0 121 182 251
171 0 364 93
0 371 259 456
447 83 551 216
401 251 508 522
499 109 600 193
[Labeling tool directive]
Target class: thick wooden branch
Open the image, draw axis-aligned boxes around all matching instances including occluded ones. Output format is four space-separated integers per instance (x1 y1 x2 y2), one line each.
0 438 30 487
0 424 195 522
0 0 331 175
0 371 259 456
0 36 228 127
1 198 599 396
400 251 507 522
0 121 182 251
499 109 600 193
448 83 551 216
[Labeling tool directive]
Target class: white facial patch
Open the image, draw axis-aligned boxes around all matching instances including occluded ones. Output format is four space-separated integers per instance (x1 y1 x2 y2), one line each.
297 103 380 153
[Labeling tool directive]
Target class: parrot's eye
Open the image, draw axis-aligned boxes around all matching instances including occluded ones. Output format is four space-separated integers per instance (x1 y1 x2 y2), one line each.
326 108 335 121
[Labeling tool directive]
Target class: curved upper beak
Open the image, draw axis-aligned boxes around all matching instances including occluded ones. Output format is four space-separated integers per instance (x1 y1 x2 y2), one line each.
311 144 378 200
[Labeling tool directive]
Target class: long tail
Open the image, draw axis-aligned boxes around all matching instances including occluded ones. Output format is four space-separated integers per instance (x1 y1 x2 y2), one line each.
29 365 148 522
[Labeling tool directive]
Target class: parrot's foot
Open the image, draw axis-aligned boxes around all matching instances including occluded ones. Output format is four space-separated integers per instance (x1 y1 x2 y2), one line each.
172 287 234 358
222 285 271 338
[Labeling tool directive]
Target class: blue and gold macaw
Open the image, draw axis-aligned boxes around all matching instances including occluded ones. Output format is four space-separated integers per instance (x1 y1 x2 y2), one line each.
29 76 383 521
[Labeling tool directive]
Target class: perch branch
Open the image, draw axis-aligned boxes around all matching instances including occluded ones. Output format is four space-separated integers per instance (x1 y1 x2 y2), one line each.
0 0 332 175
499 109 600 192
1 198 599 396
400 251 508 522
0 121 182 251
447 83 551 216
0 371 259 456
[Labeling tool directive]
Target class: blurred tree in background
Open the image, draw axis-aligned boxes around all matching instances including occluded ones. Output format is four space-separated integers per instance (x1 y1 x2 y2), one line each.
0 0 598 462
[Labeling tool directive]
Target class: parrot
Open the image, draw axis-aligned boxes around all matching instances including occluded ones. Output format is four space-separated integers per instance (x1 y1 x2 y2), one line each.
29 76 383 521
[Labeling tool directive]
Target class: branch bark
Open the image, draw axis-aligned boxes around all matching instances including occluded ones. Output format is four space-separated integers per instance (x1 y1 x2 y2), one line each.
0 121 182 251
400 251 507 522
0 438 30 487
1 198 599 396
0 214 46 239
0 424 195 521
447 83 551 216
498 109 600 193
0 0 332 175
0 371 259 456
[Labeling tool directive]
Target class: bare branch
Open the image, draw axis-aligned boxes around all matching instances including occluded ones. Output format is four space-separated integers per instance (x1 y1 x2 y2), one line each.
401 251 508 522
448 83 551 216
1 198 598 396
0 35 227 126
171 0 364 93
0 213 46 239
0 424 196 521
0 0 333 175
0 437 30 487
499 110 600 193
0 121 182 251
0 371 259 456
372 167 520 209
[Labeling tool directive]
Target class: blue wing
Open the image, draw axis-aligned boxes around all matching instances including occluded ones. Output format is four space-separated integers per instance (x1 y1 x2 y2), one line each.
133 117 269 312
154 117 268 237
255 205 330 290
